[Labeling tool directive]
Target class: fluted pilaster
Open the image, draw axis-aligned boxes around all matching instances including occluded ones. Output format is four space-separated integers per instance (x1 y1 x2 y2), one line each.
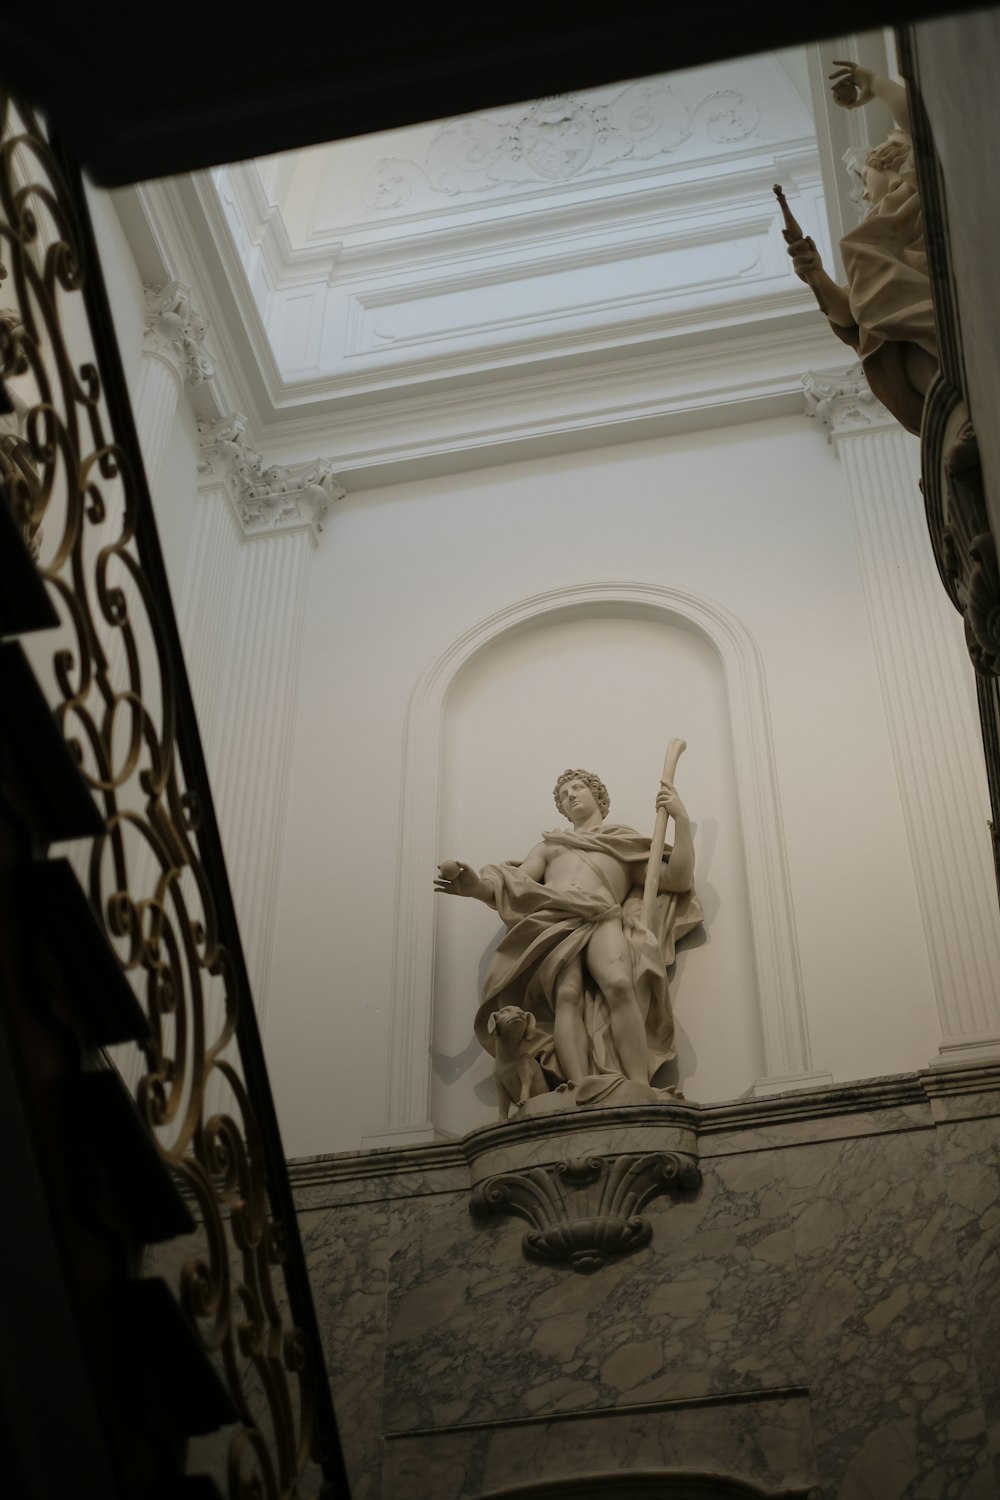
805 365 1000 1063
185 418 344 1028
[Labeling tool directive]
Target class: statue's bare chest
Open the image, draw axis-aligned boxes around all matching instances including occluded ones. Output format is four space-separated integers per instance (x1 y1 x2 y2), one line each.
543 844 630 901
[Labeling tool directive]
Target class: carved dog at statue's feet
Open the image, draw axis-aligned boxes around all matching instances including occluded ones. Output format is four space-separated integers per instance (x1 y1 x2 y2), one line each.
488 1005 548 1121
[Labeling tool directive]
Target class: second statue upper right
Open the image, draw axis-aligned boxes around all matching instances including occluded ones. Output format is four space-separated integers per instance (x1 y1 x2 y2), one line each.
783 59 939 437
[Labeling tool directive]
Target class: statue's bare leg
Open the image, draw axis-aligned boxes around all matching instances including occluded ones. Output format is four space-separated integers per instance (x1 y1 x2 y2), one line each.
553 956 589 1083
586 920 649 1083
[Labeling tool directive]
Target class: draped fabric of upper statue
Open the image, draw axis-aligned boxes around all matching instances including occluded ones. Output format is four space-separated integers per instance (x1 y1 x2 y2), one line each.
832 159 938 436
472 824 703 1087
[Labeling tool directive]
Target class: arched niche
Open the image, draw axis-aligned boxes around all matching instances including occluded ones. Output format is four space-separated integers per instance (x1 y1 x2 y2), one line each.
433 607 760 1135
385 582 820 1136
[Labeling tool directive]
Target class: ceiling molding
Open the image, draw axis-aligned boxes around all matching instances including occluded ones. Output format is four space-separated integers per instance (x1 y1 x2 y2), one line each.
117 171 842 488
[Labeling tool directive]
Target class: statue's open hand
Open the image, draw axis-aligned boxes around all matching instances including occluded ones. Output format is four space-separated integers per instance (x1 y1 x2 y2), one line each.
656 783 688 822
434 860 486 899
829 60 875 108
785 234 823 285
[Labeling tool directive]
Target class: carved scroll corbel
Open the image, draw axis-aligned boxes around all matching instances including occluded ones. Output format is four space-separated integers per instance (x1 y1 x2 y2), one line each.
470 1151 701 1273
922 375 1000 675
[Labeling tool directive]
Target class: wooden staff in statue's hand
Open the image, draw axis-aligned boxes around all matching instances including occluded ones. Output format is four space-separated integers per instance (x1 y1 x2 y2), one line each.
641 738 695 930
773 183 853 328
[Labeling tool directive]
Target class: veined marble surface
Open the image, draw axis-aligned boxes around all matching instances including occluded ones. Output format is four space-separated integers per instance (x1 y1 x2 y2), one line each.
384 1148 802 1431
300 1202 391 1500
292 1063 1000 1499
936 1116 1000 1491
382 1394 817 1500
782 1128 991 1498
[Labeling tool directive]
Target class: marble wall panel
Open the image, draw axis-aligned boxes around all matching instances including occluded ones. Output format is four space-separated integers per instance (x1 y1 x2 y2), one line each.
783 1128 994 1500
293 1076 1000 1499
699 1103 931 1162
289 1149 467 1212
300 1201 391 1500
382 1394 817 1500
936 1116 1000 1491
383 1149 803 1434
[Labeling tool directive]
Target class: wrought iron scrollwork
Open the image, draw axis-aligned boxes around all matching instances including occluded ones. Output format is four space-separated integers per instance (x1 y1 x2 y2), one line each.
0 90 344 1497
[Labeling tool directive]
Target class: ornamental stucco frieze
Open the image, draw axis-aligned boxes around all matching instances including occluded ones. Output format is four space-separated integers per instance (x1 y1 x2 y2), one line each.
197 413 345 544
143 280 215 386
362 83 763 210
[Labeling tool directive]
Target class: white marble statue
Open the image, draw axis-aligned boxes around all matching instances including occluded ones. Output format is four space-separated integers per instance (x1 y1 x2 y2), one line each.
435 768 703 1117
780 59 938 435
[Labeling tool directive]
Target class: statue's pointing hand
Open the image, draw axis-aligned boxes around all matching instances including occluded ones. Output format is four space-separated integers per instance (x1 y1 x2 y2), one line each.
435 860 492 902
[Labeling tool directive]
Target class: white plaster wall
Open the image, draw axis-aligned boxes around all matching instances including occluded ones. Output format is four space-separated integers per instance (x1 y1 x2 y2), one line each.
85 181 145 394
263 414 943 1158
153 402 203 606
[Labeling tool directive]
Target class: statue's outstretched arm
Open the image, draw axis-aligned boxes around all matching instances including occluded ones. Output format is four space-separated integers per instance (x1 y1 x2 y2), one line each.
434 861 496 906
785 235 854 328
830 59 910 135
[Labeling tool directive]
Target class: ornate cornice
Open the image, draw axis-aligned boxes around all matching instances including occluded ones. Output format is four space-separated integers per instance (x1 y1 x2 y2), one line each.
143 280 215 386
197 413 345 544
470 1150 701 1273
802 363 895 445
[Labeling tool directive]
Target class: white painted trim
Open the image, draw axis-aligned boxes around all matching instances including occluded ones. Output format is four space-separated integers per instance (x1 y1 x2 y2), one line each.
385 581 814 1131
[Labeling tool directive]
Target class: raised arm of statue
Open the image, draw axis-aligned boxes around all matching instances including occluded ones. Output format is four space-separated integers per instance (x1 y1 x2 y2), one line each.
784 235 853 328
777 58 936 437
829 59 910 135
434 860 496 906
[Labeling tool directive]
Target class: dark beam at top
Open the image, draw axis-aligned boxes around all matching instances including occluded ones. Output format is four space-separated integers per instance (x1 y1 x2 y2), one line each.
0 1 985 185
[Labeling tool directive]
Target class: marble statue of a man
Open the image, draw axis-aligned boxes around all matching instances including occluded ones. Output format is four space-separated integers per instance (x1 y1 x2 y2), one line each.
435 769 703 1108
783 59 938 435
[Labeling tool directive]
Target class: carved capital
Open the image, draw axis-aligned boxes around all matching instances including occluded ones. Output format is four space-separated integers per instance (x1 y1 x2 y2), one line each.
470 1150 701 1274
922 376 1000 675
197 413 345 545
802 364 895 445
143 281 215 387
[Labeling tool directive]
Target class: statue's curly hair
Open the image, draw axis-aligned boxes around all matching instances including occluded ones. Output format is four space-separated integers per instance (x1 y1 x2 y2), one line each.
552 768 610 819
864 134 910 177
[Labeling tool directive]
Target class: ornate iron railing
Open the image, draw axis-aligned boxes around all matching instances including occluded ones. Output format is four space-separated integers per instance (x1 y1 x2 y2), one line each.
0 88 347 1498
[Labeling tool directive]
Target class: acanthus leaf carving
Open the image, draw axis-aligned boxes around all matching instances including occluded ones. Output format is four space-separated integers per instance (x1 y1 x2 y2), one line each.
197 413 346 545
469 1150 701 1273
143 280 215 387
801 363 895 443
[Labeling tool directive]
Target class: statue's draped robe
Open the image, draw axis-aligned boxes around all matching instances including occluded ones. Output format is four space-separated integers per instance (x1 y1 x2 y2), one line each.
831 146 938 436
473 824 703 1088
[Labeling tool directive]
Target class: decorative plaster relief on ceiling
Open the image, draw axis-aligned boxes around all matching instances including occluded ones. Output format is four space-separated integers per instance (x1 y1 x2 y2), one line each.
197 413 345 544
362 83 763 212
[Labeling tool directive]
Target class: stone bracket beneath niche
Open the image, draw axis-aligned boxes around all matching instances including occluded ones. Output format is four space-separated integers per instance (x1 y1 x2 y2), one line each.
470 1150 701 1274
